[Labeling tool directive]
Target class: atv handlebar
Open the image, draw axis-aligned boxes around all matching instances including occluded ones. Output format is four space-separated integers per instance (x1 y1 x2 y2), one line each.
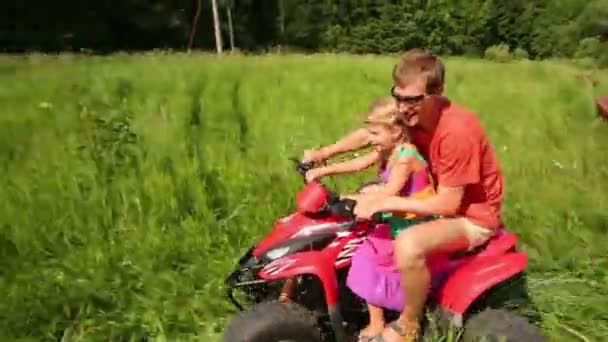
291 157 388 225
291 158 316 179
290 157 340 200
328 198 356 220
328 197 390 226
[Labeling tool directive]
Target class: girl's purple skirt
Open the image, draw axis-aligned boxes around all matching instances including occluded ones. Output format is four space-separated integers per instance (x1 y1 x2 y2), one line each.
346 224 404 311
346 224 448 312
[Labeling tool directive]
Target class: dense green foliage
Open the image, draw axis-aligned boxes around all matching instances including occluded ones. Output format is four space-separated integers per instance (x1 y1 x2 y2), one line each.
0 53 607 341
5 0 608 64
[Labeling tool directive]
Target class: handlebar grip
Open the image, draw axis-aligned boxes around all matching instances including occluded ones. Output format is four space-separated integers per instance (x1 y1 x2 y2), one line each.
329 198 357 220
340 199 357 220
327 191 340 205
291 158 316 177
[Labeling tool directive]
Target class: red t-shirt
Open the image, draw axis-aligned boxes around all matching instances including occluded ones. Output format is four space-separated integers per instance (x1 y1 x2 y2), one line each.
411 100 504 230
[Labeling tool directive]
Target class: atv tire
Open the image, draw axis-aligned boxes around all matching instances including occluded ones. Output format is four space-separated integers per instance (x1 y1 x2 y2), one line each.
462 308 546 342
223 300 322 342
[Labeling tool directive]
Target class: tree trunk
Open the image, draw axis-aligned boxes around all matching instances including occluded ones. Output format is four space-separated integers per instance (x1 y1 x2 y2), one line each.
211 0 223 54
277 0 285 52
187 0 202 52
597 96 608 120
226 2 235 52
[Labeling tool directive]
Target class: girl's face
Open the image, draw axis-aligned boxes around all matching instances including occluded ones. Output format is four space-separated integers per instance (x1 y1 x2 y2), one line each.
367 123 404 152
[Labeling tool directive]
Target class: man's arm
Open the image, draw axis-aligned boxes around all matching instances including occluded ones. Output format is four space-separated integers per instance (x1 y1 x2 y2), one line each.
303 128 371 162
354 130 481 218
366 186 464 217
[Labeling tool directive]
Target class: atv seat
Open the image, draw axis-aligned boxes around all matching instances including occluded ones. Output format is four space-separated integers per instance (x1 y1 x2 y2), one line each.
447 228 514 259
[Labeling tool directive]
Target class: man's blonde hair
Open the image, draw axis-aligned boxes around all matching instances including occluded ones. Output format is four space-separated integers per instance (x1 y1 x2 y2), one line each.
392 49 445 95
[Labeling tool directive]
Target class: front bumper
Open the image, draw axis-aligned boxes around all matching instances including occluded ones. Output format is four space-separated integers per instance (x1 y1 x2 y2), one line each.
225 246 277 310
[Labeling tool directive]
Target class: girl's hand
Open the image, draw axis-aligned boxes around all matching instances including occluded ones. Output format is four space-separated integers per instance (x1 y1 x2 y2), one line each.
305 168 325 183
302 149 325 163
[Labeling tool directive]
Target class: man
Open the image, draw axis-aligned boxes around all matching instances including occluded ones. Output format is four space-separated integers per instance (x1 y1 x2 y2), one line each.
303 49 505 342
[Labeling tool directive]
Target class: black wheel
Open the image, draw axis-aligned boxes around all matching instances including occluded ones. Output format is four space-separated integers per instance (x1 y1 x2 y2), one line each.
462 309 546 342
223 300 322 342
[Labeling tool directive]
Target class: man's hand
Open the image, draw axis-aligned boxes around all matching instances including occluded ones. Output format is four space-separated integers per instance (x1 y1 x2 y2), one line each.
357 184 382 195
339 193 363 201
353 194 387 219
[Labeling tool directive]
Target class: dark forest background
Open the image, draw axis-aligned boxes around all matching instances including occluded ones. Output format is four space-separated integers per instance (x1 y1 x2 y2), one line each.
3 0 608 62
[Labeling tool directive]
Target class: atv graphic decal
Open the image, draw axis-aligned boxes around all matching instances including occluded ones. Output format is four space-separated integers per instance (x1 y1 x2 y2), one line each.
335 236 366 267
262 257 297 277
293 222 353 237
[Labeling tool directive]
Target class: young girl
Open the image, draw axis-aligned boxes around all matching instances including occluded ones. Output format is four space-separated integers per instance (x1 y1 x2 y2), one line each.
305 97 437 341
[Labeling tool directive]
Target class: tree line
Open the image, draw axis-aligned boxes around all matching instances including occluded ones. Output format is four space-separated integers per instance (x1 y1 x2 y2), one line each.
3 0 607 62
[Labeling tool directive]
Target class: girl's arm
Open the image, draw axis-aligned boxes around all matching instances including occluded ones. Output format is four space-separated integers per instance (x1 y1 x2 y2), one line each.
303 128 371 162
306 151 380 182
340 156 416 201
371 153 418 197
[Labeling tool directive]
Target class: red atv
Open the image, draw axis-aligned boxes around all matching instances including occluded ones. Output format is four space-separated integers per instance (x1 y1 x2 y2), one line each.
223 160 545 342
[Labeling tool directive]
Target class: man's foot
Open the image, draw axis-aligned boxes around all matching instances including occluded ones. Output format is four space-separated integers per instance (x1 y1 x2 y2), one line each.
369 320 419 342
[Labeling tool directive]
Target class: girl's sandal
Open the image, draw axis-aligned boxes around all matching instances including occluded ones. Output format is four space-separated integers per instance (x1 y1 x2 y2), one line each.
278 293 290 303
369 321 419 342
356 326 385 342
357 333 377 342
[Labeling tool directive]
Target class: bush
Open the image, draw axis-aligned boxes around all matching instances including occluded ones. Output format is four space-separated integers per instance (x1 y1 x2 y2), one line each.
485 43 511 63
513 47 530 60
573 57 599 70
575 37 603 59
574 37 608 68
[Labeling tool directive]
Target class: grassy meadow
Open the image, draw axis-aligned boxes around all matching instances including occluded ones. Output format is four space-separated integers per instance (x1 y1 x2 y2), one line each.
1 52 607 341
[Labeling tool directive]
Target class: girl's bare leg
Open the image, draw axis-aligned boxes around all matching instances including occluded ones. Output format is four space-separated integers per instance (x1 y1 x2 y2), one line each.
359 303 386 340
279 277 296 303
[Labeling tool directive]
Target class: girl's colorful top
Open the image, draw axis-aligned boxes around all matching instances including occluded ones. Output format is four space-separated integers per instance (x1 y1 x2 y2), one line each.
377 146 437 237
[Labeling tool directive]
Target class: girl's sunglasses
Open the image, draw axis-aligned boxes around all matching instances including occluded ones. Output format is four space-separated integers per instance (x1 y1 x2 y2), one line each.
391 86 425 104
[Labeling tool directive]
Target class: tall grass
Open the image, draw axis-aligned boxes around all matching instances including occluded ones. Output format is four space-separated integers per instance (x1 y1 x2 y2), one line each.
1 53 607 341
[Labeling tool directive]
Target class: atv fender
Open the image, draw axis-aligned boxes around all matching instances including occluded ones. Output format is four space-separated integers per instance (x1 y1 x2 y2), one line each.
437 252 528 326
258 251 347 342
259 251 339 306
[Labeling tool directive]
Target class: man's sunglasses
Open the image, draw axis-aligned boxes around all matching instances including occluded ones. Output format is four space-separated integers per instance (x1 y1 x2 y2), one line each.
391 86 425 104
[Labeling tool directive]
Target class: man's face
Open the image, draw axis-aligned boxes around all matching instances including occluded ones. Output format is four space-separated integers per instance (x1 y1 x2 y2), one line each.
391 78 430 127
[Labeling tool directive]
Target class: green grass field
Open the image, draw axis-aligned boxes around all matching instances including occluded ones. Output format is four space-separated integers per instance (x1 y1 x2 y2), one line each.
1 52 607 342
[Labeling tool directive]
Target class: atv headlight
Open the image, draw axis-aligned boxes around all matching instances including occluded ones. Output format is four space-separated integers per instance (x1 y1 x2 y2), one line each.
265 246 291 260
261 233 335 261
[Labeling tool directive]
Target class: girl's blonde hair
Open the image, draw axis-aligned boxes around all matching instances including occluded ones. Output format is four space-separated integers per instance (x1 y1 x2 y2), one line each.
363 97 406 128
